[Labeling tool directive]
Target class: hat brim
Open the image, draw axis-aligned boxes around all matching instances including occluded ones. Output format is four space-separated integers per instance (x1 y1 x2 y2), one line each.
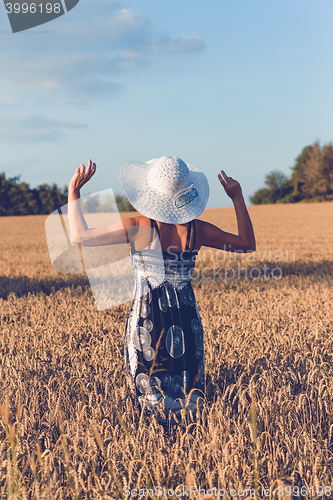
118 158 209 224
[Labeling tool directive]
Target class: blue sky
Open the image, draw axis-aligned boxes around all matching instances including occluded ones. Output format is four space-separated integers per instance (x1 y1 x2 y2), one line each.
0 0 333 207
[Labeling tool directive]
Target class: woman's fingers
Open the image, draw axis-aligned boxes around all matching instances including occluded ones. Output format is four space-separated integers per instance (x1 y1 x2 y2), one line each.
86 160 92 175
74 160 96 187
218 169 242 200
79 162 90 174
87 160 96 179
221 170 231 181
218 170 231 186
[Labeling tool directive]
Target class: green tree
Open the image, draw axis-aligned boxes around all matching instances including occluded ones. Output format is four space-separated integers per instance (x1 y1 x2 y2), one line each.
9 180 39 215
115 194 135 212
81 193 101 213
249 188 273 205
81 193 135 213
290 145 313 195
302 142 324 198
0 173 17 215
0 174 39 215
0 173 68 215
34 183 68 214
250 141 333 204
322 143 333 195
300 142 333 199
0 171 136 215
250 170 292 205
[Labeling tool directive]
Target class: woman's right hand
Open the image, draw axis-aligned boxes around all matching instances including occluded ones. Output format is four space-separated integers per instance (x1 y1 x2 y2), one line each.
69 159 96 192
218 170 243 200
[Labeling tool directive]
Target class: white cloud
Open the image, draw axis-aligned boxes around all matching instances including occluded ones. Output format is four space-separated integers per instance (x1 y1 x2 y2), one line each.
53 6 152 50
0 2 205 105
0 3 152 52
0 113 88 142
0 51 123 104
149 36 206 56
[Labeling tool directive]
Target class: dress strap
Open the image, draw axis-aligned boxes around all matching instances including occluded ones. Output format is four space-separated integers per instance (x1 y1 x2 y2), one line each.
185 220 196 252
151 219 160 237
129 227 135 253
150 219 196 252
147 219 157 249
185 221 192 252
192 220 196 252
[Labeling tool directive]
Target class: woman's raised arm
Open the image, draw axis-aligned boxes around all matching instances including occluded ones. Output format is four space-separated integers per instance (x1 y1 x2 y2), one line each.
199 170 256 253
67 159 137 246
68 159 96 242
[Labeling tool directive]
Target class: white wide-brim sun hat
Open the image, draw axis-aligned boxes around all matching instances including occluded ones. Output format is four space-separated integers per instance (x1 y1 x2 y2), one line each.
118 156 210 224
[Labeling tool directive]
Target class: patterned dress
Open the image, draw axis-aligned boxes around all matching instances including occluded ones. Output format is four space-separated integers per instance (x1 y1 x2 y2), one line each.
124 219 205 422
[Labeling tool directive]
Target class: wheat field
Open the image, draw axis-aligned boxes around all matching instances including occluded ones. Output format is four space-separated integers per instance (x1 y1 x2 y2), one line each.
0 202 333 499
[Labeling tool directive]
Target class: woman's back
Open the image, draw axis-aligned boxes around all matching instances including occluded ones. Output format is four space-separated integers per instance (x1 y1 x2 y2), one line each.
130 216 199 253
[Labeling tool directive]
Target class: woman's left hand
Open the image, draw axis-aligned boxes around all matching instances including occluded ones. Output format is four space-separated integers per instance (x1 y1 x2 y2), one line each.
69 159 96 192
218 170 243 200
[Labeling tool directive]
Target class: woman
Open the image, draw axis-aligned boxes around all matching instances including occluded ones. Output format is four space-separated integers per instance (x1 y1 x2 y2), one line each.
68 156 255 425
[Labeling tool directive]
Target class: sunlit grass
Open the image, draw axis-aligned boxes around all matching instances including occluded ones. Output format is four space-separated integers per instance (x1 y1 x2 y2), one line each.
0 203 333 498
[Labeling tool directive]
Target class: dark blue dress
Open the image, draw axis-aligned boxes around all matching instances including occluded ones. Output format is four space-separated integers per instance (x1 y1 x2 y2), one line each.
124 219 205 422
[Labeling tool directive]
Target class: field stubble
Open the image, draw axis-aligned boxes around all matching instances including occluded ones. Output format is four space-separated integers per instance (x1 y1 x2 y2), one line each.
0 203 333 499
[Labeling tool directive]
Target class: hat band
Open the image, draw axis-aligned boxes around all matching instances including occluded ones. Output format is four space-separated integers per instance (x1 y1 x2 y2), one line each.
174 185 198 209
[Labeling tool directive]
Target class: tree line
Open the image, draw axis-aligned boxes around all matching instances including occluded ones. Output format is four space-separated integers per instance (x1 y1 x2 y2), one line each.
2 141 332 215
0 174 135 216
250 142 333 204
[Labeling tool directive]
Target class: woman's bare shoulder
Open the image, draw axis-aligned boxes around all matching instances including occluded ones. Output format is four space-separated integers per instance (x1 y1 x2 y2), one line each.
194 218 254 252
193 219 213 248
193 218 215 235
137 216 151 226
120 215 151 228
